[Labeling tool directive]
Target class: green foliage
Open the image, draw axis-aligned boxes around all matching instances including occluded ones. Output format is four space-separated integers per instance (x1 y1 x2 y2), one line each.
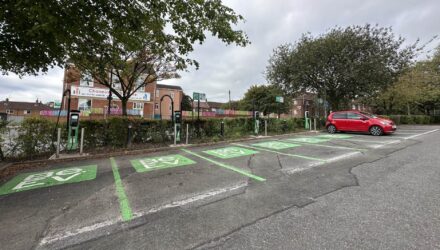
266 24 418 111
0 120 8 160
372 45 440 115
239 85 291 115
388 115 432 125
1 0 249 76
15 118 55 159
181 94 193 111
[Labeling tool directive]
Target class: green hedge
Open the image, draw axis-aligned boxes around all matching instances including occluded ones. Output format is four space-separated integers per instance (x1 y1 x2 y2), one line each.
387 115 435 125
2 117 305 160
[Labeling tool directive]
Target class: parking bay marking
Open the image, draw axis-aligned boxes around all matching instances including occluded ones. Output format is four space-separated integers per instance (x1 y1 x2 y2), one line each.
251 141 300 150
110 157 133 221
131 154 196 173
203 146 258 159
0 165 97 195
284 140 368 152
181 149 266 182
232 143 326 162
288 137 332 144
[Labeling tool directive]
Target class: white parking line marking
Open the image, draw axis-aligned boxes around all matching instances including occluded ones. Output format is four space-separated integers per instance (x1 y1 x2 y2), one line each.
338 138 401 144
404 129 439 139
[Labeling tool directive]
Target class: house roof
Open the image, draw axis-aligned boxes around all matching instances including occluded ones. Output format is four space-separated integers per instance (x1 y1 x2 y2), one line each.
0 100 53 111
156 84 182 90
207 101 226 109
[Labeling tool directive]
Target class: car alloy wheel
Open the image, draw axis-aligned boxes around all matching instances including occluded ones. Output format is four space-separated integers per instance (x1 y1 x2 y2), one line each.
327 125 336 134
370 126 383 136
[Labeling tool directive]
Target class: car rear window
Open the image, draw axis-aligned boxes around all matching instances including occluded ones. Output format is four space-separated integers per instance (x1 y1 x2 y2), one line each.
332 113 347 119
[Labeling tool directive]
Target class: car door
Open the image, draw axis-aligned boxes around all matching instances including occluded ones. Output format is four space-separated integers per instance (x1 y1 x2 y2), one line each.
332 112 348 130
346 112 369 131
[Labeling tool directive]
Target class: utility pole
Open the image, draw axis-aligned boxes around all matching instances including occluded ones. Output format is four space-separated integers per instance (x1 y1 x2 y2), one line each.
229 90 231 110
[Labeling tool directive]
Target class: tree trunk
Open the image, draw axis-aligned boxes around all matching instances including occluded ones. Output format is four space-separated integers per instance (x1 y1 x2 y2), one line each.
407 103 411 116
121 98 128 116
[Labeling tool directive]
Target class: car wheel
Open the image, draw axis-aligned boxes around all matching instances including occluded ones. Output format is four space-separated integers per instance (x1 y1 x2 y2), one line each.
327 124 336 134
370 125 383 136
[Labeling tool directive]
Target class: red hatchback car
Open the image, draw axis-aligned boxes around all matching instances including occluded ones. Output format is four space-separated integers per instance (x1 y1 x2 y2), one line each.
326 111 396 136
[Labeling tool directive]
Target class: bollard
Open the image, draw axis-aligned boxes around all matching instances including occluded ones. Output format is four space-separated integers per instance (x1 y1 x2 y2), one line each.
220 121 225 137
127 123 132 147
186 123 189 145
309 119 312 131
80 128 85 155
314 118 317 131
56 128 61 158
174 124 177 145
265 119 268 136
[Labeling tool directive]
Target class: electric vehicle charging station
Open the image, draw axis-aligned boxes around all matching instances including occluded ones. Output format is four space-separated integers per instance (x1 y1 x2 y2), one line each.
67 110 80 150
254 111 260 135
304 111 310 130
174 111 182 144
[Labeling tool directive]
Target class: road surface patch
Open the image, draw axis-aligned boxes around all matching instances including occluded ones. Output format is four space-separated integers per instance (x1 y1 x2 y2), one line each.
110 158 133 221
317 134 353 139
0 165 97 195
252 141 300 150
130 154 196 173
182 149 266 181
203 146 258 159
287 137 331 144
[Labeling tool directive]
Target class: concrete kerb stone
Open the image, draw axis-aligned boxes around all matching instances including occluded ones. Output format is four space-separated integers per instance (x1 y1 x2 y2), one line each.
0 130 319 182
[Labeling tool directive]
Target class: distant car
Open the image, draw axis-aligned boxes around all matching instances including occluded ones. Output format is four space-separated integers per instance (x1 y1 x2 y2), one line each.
325 110 396 136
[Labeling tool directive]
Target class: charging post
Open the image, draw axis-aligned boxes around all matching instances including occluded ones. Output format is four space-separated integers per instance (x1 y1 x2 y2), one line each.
304 111 310 130
254 111 260 135
174 110 182 145
67 110 80 150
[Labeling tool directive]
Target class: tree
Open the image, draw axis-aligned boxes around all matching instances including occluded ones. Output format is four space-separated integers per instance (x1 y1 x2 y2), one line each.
239 85 291 115
181 94 193 111
1 0 249 76
266 24 419 111
373 46 440 115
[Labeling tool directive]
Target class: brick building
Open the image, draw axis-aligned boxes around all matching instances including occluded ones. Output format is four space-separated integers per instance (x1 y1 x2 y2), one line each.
62 67 183 119
0 99 52 117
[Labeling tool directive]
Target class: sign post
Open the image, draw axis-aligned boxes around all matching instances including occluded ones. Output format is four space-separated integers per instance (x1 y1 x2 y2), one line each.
254 111 260 135
275 96 284 119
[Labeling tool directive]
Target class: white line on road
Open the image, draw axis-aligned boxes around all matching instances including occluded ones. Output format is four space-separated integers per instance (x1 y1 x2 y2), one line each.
39 182 248 248
404 129 439 139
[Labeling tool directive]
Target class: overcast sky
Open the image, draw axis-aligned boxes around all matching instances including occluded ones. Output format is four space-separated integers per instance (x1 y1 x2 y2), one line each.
1 0 439 103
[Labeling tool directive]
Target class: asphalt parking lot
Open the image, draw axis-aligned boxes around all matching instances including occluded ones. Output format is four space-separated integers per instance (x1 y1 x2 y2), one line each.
0 125 439 250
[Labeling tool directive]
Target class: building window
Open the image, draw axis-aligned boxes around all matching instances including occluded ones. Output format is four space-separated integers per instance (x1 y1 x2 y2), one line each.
23 110 31 115
155 89 160 98
78 99 92 111
80 72 93 87
133 102 144 110
6 109 13 114
293 100 298 105
155 103 159 110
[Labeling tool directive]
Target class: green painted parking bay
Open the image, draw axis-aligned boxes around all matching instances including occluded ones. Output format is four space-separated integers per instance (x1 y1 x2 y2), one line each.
203 146 258 159
252 141 300 150
130 154 196 173
287 137 331 144
0 165 97 195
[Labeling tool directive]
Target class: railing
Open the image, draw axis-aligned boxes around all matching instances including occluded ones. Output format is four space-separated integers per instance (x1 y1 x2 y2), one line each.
182 109 253 118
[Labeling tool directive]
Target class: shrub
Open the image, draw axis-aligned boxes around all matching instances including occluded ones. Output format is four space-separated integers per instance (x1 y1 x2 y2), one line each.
15 117 56 159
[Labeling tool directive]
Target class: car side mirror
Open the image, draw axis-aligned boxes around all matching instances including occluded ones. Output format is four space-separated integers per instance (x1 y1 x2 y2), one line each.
360 117 368 121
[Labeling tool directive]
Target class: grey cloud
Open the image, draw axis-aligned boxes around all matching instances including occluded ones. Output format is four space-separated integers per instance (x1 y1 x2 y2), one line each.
2 0 439 103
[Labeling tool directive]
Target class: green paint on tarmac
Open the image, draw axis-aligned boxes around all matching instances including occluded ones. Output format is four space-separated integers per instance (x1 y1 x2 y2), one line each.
281 139 367 152
131 154 196 173
203 146 258 159
0 165 97 195
287 137 331 144
181 149 266 182
110 157 133 221
317 134 353 139
252 141 300 150
232 143 326 162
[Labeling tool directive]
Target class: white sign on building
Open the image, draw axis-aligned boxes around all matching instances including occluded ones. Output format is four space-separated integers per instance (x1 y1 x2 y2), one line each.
71 86 150 102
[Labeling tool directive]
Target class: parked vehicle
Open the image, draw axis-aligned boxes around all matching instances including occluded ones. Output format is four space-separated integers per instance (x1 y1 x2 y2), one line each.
325 110 396 136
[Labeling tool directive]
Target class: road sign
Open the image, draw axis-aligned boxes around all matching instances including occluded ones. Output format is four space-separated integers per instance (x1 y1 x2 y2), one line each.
203 146 258 159
131 154 196 172
275 96 284 103
252 141 300 150
193 92 206 101
0 165 98 195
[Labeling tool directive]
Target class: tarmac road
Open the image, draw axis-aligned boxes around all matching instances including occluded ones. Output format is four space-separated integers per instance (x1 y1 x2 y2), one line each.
0 125 439 250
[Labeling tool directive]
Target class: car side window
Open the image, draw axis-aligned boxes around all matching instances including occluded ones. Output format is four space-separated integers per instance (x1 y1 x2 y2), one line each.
332 113 347 119
347 112 363 120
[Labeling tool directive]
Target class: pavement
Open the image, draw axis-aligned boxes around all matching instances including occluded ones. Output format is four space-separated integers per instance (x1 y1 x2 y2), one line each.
0 125 439 250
